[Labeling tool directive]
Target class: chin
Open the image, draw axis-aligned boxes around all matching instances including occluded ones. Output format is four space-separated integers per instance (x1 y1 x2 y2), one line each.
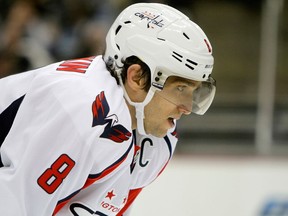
144 122 169 138
147 129 167 138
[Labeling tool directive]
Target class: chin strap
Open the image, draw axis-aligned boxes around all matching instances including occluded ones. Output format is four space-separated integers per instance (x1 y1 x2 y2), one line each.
117 71 155 135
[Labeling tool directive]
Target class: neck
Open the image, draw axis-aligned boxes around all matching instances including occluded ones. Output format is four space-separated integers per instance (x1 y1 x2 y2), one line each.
125 100 137 130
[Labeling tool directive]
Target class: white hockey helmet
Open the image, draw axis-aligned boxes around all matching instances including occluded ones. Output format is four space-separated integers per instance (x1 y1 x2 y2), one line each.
103 3 215 134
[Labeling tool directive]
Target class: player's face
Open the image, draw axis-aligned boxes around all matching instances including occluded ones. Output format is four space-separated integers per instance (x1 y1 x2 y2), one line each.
144 76 201 137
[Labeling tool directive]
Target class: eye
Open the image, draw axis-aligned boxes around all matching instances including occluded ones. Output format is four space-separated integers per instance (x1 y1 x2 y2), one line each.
177 85 186 92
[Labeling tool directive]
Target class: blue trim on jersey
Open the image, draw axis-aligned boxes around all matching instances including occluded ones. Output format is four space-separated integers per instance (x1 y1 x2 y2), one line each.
130 130 137 173
0 95 25 167
58 188 81 204
132 130 137 146
163 135 172 159
88 138 134 179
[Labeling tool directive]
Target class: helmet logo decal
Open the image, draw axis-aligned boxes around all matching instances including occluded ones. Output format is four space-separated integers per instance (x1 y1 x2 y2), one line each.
134 11 164 28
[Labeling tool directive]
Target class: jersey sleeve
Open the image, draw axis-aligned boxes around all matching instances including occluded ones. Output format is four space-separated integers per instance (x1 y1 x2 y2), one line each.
0 65 132 215
0 83 91 215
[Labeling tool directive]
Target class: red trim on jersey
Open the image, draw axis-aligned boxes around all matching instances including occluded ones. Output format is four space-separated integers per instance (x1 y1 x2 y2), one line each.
56 56 95 73
117 188 143 216
157 161 169 177
53 200 68 215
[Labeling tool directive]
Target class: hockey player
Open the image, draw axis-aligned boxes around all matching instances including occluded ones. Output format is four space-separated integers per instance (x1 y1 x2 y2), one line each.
0 3 215 216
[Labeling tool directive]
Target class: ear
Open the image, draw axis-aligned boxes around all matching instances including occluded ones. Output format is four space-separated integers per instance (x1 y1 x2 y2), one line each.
126 64 145 90
124 64 147 102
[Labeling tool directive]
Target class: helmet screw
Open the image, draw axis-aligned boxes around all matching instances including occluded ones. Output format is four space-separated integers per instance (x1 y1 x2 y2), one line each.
114 55 118 59
157 72 162 76
155 77 160 82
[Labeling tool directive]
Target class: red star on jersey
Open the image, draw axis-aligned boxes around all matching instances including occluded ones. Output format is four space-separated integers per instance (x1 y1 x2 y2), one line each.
105 190 116 200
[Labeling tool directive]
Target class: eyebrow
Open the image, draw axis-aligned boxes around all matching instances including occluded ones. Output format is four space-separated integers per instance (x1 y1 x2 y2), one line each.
173 77 201 88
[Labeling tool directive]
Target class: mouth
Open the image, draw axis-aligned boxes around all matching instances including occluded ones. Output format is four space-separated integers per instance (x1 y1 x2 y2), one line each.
168 117 175 127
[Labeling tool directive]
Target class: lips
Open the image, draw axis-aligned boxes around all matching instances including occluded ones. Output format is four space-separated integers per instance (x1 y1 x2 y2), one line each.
168 117 175 128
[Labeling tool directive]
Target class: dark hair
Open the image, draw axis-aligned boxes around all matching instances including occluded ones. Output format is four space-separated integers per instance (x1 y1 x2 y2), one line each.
104 55 151 92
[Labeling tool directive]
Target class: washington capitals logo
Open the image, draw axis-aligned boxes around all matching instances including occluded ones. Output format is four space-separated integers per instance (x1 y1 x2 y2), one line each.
92 91 131 143
134 11 164 28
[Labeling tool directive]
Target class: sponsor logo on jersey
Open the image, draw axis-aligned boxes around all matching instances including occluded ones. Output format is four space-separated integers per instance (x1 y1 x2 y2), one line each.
70 202 115 216
134 11 164 28
92 91 132 143
100 189 126 214
100 201 120 214
70 203 94 215
69 189 127 216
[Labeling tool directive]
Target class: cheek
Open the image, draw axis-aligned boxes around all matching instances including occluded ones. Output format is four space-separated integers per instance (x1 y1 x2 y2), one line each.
145 94 175 119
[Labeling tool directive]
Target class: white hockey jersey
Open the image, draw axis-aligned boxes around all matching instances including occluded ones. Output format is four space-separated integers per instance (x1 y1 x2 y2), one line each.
0 56 178 216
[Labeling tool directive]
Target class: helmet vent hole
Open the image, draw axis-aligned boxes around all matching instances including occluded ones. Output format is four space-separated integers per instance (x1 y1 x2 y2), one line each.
157 38 166 41
172 51 183 62
116 44 120 50
185 59 197 71
183 32 190 40
124 21 131 24
185 64 194 70
202 74 206 79
187 59 198 66
115 25 122 35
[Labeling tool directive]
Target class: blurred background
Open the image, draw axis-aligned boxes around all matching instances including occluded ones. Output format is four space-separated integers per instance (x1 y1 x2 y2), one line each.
175 0 288 157
0 0 287 215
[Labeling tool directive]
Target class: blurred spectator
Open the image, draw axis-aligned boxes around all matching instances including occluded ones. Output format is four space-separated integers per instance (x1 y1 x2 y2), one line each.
0 0 119 78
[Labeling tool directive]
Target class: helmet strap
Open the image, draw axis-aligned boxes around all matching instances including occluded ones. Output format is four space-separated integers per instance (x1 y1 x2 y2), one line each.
117 70 155 135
